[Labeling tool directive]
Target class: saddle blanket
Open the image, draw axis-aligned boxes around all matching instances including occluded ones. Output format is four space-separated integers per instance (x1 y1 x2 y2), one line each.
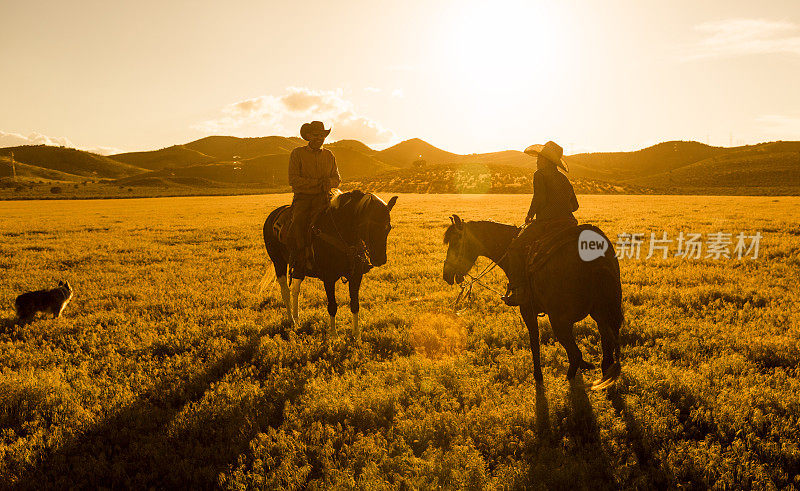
526 224 607 273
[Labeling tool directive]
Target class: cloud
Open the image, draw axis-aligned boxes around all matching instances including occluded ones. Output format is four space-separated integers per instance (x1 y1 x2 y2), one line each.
0 130 74 148
84 145 125 155
685 18 800 60
391 88 404 98
0 130 123 155
364 87 382 93
194 87 397 145
332 111 395 144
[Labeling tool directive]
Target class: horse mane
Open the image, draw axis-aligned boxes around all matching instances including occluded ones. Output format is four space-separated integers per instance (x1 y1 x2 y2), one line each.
342 189 366 201
443 220 519 245
443 223 460 245
331 189 365 210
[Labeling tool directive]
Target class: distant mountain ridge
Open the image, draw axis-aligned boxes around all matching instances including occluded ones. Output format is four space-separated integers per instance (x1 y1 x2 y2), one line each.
1 137 798 195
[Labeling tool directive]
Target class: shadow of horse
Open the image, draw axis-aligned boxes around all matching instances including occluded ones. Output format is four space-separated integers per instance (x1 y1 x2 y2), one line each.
608 385 674 486
0 317 17 334
522 375 675 488
12 333 281 489
535 383 551 440
517 376 616 488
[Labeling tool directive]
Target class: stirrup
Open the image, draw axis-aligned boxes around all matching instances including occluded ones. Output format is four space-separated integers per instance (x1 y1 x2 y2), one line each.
501 292 522 307
501 283 528 307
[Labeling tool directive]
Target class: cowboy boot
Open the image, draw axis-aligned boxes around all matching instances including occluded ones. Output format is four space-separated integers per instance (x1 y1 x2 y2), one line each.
501 249 530 307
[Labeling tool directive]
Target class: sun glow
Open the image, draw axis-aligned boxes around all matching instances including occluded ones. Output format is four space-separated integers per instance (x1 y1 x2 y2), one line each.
436 1 565 94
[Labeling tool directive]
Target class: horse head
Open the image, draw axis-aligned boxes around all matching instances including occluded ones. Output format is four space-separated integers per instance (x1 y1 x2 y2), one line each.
339 191 397 268
442 214 480 285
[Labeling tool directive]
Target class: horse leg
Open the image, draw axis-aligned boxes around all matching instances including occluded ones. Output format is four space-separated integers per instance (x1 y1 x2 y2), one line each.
519 303 543 383
263 217 290 320
324 279 337 339
590 308 622 389
348 274 362 342
290 278 302 327
277 276 292 321
551 317 583 380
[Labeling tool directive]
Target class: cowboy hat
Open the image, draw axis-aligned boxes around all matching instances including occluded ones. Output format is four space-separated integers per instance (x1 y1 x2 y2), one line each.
300 121 332 141
524 141 569 172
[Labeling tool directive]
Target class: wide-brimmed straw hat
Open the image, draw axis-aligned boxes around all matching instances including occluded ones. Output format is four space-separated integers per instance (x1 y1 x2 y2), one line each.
524 141 569 172
300 121 332 141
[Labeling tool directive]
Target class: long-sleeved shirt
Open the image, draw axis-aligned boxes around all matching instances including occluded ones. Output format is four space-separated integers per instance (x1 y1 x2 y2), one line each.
527 167 579 221
288 145 341 195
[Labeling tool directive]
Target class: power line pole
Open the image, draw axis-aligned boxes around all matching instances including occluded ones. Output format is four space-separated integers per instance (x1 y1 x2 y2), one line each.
10 151 16 182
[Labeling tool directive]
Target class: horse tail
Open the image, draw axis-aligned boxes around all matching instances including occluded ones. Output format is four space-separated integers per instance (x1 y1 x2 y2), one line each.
584 224 625 364
261 205 290 295
258 268 276 296
263 205 286 248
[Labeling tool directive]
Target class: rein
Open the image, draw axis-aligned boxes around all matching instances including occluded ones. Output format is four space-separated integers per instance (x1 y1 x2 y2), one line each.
449 223 545 318
314 193 376 280
450 227 512 311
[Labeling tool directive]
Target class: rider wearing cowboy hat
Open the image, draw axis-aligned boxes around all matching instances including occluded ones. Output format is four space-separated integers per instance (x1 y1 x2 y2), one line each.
288 121 341 279
501 140 579 307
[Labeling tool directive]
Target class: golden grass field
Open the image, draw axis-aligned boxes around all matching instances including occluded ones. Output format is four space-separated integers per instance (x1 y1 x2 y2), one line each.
1 193 799 489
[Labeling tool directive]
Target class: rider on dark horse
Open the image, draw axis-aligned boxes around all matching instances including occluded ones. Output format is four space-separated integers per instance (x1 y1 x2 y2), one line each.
289 121 341 279
501 140 579 307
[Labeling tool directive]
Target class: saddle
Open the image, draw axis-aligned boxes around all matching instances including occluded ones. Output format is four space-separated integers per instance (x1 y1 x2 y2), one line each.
272 205 320 246
272 189 344 246
525 221 587 273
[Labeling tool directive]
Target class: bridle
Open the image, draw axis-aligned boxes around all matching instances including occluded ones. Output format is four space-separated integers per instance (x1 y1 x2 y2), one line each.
321 193 389 278
447 222 512 311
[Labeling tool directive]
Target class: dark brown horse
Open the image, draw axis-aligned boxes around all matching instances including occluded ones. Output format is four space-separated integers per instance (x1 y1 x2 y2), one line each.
442 215 623 388
263 190 397 340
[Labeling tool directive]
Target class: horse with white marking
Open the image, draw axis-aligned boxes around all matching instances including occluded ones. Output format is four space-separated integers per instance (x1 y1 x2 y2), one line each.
442 214 623 389
262 190 397 340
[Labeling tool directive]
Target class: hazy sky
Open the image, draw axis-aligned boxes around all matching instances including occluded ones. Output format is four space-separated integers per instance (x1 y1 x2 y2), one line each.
1 0 799 154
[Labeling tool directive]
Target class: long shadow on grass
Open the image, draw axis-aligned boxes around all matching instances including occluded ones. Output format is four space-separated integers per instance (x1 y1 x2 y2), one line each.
13 333 283 489
535 383 551 439
608 386 674 487
521 376 616 488
0 317 17 334
564 376 615 484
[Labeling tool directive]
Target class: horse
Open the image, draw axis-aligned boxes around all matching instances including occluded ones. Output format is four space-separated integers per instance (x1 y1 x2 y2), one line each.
262 190 397 340
442 215 623 389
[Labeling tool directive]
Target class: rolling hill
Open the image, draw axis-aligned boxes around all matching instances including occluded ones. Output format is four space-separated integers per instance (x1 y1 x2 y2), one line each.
117 147 396 188
327 139 378 156
626 142 800 193
110 145 217 170
182 135 305 160
2 137 798 195
0 145 146 179
0 155 84 182
567 141 726 181
376 138 460 167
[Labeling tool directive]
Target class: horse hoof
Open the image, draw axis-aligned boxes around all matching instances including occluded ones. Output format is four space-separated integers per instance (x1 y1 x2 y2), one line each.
592 362 621 391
